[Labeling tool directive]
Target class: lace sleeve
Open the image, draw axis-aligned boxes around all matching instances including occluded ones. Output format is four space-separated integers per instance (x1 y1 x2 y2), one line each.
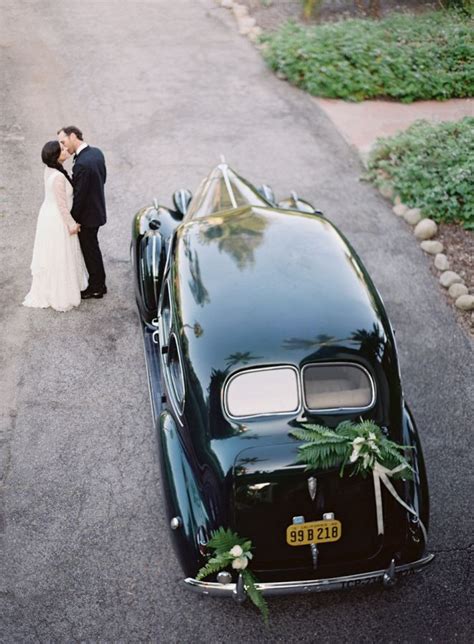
53 173 77 231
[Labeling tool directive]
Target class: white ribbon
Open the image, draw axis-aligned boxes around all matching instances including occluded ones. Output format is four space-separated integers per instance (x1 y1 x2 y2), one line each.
349 435 427 544
372 462 427 544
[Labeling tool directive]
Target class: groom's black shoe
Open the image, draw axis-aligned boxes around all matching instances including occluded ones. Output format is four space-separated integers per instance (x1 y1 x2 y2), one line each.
81 288 105 299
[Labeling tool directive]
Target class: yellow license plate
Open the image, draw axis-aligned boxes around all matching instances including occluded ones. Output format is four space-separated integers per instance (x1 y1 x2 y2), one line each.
286 519 342 546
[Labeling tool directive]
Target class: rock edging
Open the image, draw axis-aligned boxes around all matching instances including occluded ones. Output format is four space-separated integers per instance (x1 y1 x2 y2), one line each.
389 196 474 323
216 0 263 42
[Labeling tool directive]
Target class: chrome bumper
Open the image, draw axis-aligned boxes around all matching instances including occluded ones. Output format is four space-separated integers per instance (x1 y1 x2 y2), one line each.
184 553 434 597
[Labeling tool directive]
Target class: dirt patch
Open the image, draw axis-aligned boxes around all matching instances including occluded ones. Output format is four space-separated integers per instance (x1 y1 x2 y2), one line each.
240 0 438 30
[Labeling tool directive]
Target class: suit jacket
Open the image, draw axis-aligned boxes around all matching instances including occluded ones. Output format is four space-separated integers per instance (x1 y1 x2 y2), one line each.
71 145 107 227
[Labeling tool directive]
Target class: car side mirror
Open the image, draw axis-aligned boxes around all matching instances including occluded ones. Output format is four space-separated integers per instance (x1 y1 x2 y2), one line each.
257 184 276 205
278 191 317 214
173 189 193 218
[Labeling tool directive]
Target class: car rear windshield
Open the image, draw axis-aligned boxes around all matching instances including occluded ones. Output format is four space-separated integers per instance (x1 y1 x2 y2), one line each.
302 363 374 411
225 367 300 418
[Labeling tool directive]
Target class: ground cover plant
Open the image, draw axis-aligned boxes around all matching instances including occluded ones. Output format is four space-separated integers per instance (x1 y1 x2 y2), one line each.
366 117 474 229
261 10 474 102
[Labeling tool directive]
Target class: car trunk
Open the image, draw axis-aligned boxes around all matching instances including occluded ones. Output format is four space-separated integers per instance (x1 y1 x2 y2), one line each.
232 442 406 580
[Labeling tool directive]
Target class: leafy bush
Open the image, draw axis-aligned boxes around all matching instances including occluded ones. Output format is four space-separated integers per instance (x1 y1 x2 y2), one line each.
261 10 474 102
366 118 474 229
439 0 473 14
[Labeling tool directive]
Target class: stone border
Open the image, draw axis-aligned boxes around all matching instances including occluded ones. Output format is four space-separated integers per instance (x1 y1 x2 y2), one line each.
388 198 474 315
216 0 263 42
215 0 474 326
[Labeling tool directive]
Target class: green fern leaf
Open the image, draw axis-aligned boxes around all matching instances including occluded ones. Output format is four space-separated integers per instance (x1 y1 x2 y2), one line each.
207 527 246 554
196 556 230 581
243 570 269 625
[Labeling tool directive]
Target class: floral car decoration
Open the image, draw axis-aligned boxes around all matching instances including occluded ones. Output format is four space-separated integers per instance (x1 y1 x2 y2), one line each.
131 162 433 612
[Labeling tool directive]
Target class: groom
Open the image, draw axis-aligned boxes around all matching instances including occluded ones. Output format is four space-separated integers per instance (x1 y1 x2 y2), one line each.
58 125 107 299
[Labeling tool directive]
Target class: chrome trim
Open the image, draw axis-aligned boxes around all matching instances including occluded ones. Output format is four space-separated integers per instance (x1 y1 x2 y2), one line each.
301 361 376 414
159 281 172 347
152 236 158 306
217 571 232 585
158 279 184 427
170 517 182 530
219 162 238 209
183 554 434 597
307 476 317 501
233 573 246 604
222 364 302 421
163 332 186 419
383 558 397 588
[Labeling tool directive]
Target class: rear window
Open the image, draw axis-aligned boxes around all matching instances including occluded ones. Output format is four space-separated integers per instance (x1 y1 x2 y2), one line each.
225 367 300 418
302 363 374 411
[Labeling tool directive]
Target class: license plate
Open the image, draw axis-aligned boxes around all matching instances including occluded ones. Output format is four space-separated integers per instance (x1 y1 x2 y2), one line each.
286 519 342 546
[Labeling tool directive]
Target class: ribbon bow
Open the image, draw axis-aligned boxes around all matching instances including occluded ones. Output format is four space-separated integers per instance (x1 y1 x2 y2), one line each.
350 436 427 542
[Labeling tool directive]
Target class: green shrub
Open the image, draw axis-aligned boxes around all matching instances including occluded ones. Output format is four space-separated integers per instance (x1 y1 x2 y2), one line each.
261 10 474 102
439 0 473 14
366 118 474 229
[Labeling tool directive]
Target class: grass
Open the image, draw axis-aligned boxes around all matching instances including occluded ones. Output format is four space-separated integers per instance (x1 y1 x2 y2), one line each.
366 117 474 229
261 10 474 102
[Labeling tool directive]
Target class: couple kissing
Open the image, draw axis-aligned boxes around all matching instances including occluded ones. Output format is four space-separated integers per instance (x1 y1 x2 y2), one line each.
23 125 107 312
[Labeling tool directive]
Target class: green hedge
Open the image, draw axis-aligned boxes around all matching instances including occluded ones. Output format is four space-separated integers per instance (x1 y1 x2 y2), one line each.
261 10 474 102
366 118 474 229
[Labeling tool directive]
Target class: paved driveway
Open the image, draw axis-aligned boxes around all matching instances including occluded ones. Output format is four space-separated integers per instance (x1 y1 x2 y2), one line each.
0 1 472 641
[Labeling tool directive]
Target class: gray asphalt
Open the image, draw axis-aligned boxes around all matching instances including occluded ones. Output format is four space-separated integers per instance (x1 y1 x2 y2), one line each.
0 1 472 641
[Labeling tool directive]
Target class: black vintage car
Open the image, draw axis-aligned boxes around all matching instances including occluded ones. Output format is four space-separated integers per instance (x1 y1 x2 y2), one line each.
131 163 433 603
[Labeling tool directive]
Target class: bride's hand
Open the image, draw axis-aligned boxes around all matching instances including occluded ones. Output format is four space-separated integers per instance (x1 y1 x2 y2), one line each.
69 223 80 235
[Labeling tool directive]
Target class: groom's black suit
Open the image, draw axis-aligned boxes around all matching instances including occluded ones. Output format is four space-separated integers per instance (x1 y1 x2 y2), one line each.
72 145 107 293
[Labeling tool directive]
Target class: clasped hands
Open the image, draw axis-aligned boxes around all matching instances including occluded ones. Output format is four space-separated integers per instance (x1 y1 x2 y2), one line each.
69 222 81 235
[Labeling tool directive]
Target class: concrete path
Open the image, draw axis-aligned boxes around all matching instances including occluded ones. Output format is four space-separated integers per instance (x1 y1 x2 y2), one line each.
314 97 474 160
0 1 472 641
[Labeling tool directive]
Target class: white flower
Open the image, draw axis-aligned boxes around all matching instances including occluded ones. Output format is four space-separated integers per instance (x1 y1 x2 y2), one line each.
368 432 381 453
232 556 249 570
229 545 243 558
350 436 365 463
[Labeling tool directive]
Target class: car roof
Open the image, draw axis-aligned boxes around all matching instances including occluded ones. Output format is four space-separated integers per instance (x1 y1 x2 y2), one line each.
171 203 390 381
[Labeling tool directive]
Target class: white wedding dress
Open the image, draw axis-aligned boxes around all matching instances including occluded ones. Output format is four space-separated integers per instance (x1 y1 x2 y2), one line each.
23 167 88 312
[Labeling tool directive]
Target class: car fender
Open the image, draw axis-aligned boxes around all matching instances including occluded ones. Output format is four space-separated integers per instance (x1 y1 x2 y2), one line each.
400 403 430 550
158 411 212 577
139 230 165 322
132 205 184 326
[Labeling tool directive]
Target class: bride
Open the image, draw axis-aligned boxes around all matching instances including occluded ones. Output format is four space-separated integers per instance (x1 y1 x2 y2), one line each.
23 141 88 312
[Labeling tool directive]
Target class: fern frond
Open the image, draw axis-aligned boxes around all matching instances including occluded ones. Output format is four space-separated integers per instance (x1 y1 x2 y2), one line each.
297 441 349 470
196 556 230 581
207 527 245 554
292 419 413 479
243 570 269 625
300 424 350 442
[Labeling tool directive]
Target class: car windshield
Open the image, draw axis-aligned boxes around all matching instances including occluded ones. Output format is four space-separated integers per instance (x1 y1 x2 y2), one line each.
185 164 270 220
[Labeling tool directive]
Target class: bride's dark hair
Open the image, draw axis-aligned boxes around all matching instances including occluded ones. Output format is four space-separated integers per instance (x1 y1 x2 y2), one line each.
41 141 72 185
